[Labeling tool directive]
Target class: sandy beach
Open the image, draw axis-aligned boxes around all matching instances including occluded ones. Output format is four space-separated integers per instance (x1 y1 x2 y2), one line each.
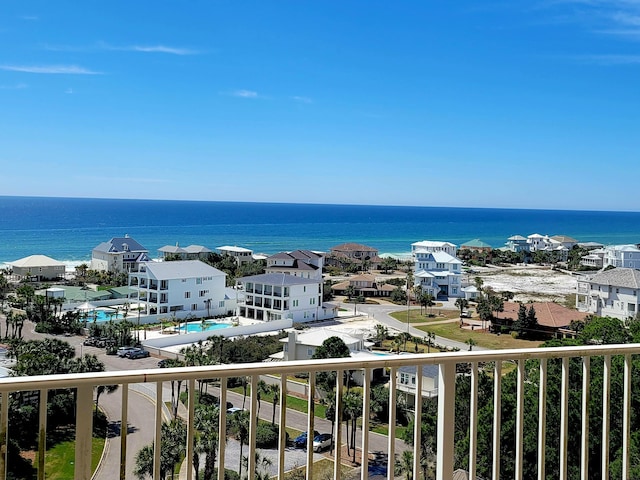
469 264 579 303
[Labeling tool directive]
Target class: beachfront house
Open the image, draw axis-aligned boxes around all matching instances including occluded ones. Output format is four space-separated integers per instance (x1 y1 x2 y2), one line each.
129 260 228 318
460 239 492 253
265 250 324 280
331 273 396 297
580 249 605 269
216 245 254 265
504 235 530 253
411 240 457 257
326 242 382 270
158 244 213 261
412 243 463 298
91 235 150 274
576 268 640 321
602 244 640 269
236 273 336 323
8 254 66 281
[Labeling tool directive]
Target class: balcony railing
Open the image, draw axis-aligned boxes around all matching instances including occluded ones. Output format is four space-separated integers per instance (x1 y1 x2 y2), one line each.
0 344 638 480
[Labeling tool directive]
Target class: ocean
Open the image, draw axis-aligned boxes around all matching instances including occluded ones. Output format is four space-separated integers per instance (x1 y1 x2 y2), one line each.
1 196 640 267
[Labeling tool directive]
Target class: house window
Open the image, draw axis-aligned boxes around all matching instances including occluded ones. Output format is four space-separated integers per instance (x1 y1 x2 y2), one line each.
310 298 315 305
307 348 314 356
185 292 191 299
219 301 225 308
192 303 198 311
199 290 209 297
293 300 298 307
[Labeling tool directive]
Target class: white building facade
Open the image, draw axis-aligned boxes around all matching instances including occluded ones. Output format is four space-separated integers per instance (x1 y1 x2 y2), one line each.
411 240 457 257
237 273 334 323
91 235 150 273
129 260 228 318
265 250 324 280
413 248 463 298
603 245 640 269
576 268 640 321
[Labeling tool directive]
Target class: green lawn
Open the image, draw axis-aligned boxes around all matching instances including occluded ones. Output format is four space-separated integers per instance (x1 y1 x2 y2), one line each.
230 388 327 418
391 308 460 324
43 437 105 480
414 322 543 350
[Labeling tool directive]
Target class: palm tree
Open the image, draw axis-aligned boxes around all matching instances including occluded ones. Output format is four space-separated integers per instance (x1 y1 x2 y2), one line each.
466 338 477 351
267 383 280 425
230 410 250 477
455 298 469 318
242 451 273 480
395 450 414 480
426 331 435 353
345 285 356 301
95 384 119 414
343 391 363 462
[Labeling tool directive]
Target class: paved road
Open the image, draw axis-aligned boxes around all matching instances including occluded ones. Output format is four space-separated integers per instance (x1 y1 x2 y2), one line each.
336 302 488 351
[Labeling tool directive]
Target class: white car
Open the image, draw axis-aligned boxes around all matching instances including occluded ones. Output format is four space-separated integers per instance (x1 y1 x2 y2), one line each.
117 346 138 357
313 433 333 452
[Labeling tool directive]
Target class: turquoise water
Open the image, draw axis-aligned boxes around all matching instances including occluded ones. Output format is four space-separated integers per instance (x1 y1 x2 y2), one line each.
176 321 231 333
90 310 125 322
3 196 640 264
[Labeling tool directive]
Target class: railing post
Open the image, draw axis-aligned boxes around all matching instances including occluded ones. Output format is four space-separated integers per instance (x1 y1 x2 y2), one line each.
154 381 162 480
469 362 478 480
218 379 227 480
515 359 525 480
37 389 47 480
560 357 569 480
413 367 423 480
361 368 371 480
248 375 258 480
333 370 343 480
602 355 611 480
120 384 128 480
538 358 547 480
492 361 502 480
436 361 455 480
307 372 316 480
623 354 631 480
75 384 93 480
0 392 9 480
581 357 590 480
387 367 397 480
186 378 195 480
278 374 287 480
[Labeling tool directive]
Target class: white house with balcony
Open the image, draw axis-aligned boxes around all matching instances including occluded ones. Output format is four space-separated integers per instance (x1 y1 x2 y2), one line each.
576 268 640 321
397 364 440 403
265 250 324 280
129 260 228 318
91 235 150 273
413 248 463 298
236 273 336 323
216 245 254 265
411 240 457 257
603 244 640 269
504 235 530 253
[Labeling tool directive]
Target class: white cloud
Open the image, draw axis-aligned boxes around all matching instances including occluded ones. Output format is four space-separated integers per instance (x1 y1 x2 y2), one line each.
0 83 27 89
578 53 640 63
97 42 197 55
0 65 102 75
231 89 259 98
292 96 313 103
65 88 73 94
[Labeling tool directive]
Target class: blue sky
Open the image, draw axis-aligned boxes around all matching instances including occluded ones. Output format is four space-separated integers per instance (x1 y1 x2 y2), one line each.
2 1 640 211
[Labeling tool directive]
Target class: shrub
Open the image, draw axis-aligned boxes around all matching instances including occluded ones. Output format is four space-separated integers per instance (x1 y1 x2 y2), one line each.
255 421 279 448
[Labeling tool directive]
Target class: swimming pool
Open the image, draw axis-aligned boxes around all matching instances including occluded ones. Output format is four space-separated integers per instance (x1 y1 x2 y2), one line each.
87 309 125 322
176 321 231 333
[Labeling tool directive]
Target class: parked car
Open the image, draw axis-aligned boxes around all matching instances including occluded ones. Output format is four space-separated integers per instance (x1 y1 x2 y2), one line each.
313 433 333 452
293 430 319 448
126 348 150 359
117 346 138 357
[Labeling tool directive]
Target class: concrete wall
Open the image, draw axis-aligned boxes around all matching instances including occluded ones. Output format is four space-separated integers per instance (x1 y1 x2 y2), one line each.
142 318 293 349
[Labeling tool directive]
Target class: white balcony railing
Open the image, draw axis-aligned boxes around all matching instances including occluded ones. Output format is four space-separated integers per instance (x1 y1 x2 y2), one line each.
0 344 638 480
